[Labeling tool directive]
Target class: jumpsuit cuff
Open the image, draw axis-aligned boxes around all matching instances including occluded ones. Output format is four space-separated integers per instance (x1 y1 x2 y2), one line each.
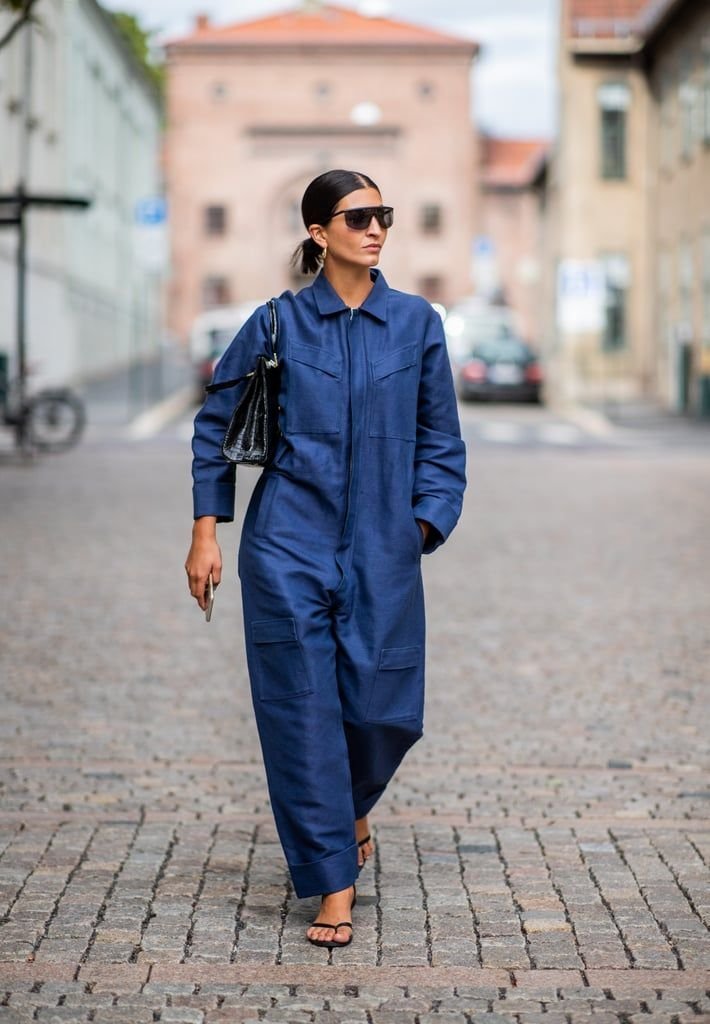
193 482 236 523
289 841 360 899
412 496 459 554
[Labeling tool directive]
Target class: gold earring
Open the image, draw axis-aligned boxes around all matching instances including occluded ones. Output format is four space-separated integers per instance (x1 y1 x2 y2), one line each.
321 245 327 263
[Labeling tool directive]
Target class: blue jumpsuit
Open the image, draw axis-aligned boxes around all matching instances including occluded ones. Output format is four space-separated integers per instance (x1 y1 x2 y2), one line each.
191 268 466 898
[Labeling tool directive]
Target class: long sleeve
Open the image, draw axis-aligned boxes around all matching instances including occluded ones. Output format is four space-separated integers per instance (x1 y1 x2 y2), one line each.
191 303 271 522
412 306 467 553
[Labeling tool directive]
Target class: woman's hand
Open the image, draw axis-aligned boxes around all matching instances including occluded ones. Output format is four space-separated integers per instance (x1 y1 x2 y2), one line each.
185 516 222 610
416 519 431 545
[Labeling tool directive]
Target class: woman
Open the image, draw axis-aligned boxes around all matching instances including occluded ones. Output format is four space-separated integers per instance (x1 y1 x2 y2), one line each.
185 169 466 949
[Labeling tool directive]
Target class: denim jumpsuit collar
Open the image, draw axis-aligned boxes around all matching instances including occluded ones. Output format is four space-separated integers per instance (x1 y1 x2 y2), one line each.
311 267 389 322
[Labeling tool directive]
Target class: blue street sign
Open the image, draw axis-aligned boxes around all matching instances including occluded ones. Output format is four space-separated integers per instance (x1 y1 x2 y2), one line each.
473 235 495 256
134 197 167 225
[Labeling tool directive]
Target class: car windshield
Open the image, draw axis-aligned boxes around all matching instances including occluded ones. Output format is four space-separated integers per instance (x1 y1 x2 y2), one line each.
207 327 236 357
445 309 517 359
471 337 530 363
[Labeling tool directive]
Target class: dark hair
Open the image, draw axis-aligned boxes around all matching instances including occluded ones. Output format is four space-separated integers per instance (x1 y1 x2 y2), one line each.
291 169 380 274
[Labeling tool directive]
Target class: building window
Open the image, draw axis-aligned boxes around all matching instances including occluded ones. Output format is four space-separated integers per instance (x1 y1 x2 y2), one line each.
678 238 695 330
678 48 696 159
600 253 629 350
202 275 230 308
420 204 442 233
417 81 435 100
211 81 228 101
418 275 443 302
660 70 675 171
598 82 630 179
657 250 671 365
205 204 227 236
702 232 710 346
704 43 710 144
314 81 331 99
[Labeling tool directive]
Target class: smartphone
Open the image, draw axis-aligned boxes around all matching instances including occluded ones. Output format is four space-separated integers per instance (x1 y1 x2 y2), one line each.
205 573 215 622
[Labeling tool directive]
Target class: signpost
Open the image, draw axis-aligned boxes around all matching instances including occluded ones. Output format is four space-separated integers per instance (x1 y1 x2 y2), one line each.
556 259 606 335
133 196 168 272
0 186 91 446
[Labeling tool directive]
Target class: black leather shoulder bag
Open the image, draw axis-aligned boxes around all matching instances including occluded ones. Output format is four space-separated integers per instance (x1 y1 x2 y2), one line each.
204 298 280 466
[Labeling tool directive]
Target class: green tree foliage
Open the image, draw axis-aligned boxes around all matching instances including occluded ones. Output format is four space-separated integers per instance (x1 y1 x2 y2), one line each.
110 10 164 96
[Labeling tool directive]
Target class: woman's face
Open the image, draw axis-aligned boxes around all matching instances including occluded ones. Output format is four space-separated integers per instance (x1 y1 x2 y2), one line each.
309 186 388 271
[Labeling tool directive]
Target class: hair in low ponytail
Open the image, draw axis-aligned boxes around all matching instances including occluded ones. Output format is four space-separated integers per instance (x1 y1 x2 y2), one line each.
291 236 325 275
290 168 380 275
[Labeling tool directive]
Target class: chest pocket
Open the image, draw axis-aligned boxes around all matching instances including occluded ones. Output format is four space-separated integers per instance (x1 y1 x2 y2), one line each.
369 343 419 441
285 340 342 434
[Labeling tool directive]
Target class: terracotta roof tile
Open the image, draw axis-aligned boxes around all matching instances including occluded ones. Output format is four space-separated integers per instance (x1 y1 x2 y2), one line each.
568 0 648 38
480 137 550 188
170 2 477 50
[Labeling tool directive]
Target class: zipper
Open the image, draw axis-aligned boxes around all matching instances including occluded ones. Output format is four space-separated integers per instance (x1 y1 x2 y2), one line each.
340 308 358 550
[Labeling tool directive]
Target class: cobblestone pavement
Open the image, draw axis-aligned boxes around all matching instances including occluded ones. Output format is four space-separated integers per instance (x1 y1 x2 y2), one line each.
1 407 709 1022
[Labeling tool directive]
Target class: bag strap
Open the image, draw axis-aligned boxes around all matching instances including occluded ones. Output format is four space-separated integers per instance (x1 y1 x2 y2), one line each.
267 296 279 362
205 298 279 394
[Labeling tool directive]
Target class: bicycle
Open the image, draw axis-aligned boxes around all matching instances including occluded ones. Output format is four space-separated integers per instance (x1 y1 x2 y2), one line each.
0 363 86 453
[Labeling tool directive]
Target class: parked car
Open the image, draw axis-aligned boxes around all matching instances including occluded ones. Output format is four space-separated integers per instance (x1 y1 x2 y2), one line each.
444 301 516 362
189 302 260 400
455 334 543 403
443 304 543 403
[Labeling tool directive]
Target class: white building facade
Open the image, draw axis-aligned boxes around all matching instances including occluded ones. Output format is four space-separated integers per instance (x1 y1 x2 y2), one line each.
0 0 163 388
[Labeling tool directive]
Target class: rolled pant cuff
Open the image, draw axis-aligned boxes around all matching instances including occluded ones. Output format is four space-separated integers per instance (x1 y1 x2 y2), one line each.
289 841 359 899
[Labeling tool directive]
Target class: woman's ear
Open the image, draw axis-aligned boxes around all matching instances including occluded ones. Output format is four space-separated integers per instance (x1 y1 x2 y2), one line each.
309 224 327 249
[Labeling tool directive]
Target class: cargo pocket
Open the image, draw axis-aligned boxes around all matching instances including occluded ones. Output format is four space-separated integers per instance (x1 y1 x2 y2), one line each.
369 343 419 441
286 341 342 434
365 645 423 722
251 617 313 701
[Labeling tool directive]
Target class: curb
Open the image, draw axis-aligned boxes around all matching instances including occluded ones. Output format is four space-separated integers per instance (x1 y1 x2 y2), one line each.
124 385 195 441
549 401 615 438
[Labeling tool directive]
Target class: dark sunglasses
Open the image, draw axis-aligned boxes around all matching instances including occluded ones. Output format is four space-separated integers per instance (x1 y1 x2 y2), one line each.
329 205 394 230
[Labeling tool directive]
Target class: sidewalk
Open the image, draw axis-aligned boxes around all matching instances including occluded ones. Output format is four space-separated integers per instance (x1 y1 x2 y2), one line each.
78 345 195 439
0 424 708 1021
567 396 710 448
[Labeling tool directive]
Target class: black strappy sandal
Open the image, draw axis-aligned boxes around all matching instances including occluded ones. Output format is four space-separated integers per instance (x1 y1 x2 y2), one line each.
307 885 357 949
307 919 353 949
358 833 372 865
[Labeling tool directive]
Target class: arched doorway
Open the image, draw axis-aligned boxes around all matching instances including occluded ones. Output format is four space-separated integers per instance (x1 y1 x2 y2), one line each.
268 166 328 294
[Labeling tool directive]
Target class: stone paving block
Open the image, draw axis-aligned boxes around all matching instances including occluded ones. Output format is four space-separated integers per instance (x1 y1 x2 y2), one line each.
417 1015 470 1023
467 1013 515 1024
0 1011 36 1024
160 1009 207 1023
91 1011 158 1024
34 1010 91 1023
202 1014 264 1024
367 1013 423 1024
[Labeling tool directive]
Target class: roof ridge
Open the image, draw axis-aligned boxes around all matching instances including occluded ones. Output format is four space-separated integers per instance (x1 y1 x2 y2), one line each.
167 1 478 51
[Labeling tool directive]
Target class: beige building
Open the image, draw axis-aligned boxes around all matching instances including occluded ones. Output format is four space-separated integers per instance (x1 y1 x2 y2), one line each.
164 2 478 343
643 0 710 415
477 136 549 347
543 0 710 415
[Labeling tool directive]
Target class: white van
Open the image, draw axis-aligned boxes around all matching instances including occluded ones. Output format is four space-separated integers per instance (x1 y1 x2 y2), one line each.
189 302 261 399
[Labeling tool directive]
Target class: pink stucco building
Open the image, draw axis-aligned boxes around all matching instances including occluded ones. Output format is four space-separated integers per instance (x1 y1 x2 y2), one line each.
165 2 479 342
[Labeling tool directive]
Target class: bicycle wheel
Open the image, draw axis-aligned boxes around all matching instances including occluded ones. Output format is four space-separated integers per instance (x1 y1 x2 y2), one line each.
27 389 86 452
